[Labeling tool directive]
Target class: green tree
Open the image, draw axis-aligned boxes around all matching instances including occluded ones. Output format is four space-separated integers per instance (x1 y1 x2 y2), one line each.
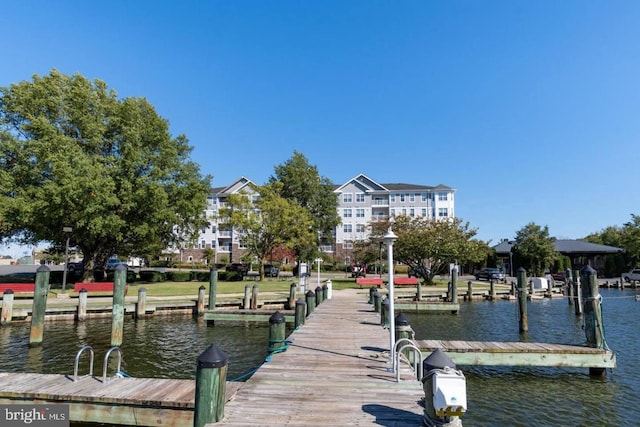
268 151 340 261
512 222 557 276
219 183 315 280
0 70 210 278
371 216 489 283
621 214 640 267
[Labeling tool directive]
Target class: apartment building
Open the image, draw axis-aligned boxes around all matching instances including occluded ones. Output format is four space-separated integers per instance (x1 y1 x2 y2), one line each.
163 174 455 265
333 174 455 262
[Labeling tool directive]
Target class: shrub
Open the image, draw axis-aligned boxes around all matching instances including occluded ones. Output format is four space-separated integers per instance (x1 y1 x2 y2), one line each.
193 271 211 282
167 271 192 282
150 260 174 268
139 270 166 282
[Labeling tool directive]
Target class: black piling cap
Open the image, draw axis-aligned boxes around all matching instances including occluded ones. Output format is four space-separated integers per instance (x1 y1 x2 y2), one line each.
395 312 410 326
3 289 14 295
382 297 390 306
315 286 322 292
296 298 306 306
197 344 228 369
269 310 285 325
422 348 456 372
581 264 597 276
306 290 315 297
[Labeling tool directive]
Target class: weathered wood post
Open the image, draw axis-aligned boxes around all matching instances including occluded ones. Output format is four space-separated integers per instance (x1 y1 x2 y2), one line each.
467 280 473 301
77 288 88 321
368 286 376 304
208 267 218 310
288 283 296 309
322 284 328 301
110 264 127 347
1 290 14 324
416 279 422 301
251 284 259 310
136 287 147 319
194 345 228 427
268 311 286 353
517 267 528 333
566 269 574 306
243 285 251 309
197 285 206 316
451 267 458 303
305 290 316 316
315 286 323 305
573 269 583 315
29 265 50 346
373 289 382 313
580 265 607 377
490 279 496 301
381 297 390 327
295 298 306 328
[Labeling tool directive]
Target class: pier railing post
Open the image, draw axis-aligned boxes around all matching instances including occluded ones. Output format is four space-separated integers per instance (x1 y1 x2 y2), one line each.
208 267 218 310
305 290 316 316
29 265 50 346
517 267 528 333
197 285 206 316
194 345 228 427
136 287 147 319
268 311 286 353
1 289 14 325
78 288 88 321
110 264 127 347
295 298 306 328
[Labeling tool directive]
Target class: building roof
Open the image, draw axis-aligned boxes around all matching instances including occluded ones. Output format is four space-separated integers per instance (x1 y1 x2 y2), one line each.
333 173 455 193
494 239 623 255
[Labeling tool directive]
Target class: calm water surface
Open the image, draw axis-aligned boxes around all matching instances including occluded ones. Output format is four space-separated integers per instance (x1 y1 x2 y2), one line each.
2 289 639 426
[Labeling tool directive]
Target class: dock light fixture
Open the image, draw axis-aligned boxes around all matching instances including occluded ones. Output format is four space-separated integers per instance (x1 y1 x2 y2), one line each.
384 227 398 369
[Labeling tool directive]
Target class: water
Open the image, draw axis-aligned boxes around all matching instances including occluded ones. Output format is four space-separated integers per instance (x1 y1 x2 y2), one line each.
2 290 639 426
405 288 640 426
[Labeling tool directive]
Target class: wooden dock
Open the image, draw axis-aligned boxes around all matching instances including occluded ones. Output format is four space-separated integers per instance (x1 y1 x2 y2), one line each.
211 288 426 426
414 340 616 369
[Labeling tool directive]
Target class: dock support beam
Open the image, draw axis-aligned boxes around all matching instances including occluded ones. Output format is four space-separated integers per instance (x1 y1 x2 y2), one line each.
29 265 50 346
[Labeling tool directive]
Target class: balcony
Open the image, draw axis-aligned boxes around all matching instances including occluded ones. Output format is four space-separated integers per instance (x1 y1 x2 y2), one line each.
372 199 389 206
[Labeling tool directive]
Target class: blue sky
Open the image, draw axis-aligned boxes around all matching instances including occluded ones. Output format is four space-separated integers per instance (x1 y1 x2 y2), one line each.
1 1 639 248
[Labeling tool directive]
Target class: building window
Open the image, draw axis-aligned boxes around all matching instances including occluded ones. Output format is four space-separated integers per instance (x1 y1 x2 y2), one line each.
438 192 448 201
356 224 365 233
201 240 206 249
343 224 352 233
343 242 353 249
410 194 415 202
343 209 352 218
410 208 415 217
400 194 405 202
390 193 396 202
356 208 365 218
421 193 428 202
343 193 352 203
390 208 395 217
356 193 365 203
421 208 427 217
238 239 247 249
402 208 407 216
439 208 448 217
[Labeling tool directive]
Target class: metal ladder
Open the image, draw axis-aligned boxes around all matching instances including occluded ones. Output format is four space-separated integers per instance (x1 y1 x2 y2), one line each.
393 338 423 382
73 345 125 383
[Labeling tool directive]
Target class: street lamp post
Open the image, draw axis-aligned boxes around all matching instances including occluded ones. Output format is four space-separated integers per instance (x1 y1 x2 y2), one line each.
61 226 72 294
384 227 398 369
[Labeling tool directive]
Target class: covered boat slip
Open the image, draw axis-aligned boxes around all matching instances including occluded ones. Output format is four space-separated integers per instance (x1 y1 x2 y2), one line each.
414 339 616 368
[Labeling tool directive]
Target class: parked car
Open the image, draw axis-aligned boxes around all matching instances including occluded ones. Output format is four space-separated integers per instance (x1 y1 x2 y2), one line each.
105 259 128 270
622 269 640 282
263 264 280 277
351 264 366 278
227 263 250 276
550 272 567 282
66 261 84 274
474 267 505 281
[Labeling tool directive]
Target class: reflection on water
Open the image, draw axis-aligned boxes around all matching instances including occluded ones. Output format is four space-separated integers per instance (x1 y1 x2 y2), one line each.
406 288 640 426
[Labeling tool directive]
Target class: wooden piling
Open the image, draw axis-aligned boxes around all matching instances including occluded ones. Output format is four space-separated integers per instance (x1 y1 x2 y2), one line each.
467 280 473 301
315 286 323 305
1 290 14 324
580 265 607 377
251 284 259 310
29 265 50 346
368 286 376 304
268 311 286 353
373 289 382 313
208 267 218 310
77 289 88 321
381 297 389 327
295 298 306 328
490 279 496 301
573 269 583 316
517 267 528 333
566 269 574 306
243 285 251 309
110 264 127 347
305 290 316 316
288 283 296 310
197 286 206 316
322 284 328 301
451 267 458 302
194 345 228 427
416 279 422 301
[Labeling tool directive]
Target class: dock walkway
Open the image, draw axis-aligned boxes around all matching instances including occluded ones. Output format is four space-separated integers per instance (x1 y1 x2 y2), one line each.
213 288 425 426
